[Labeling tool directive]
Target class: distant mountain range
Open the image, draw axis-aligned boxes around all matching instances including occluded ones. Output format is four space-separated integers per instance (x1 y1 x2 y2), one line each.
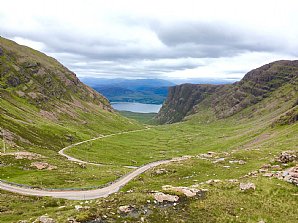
80 77 236 104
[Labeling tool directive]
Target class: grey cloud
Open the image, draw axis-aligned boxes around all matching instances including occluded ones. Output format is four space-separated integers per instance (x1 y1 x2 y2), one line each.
154 22 286 55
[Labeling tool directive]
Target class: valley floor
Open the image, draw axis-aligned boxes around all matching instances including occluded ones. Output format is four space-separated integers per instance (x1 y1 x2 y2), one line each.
0 111 297 222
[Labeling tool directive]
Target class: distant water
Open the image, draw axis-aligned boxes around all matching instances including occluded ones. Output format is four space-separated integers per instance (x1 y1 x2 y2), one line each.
111 102 162 113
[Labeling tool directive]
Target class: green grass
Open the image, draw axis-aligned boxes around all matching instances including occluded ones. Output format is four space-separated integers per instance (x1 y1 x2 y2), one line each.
1 122 296 223
0 40 297 223
65 116 269 166
117 111 158 124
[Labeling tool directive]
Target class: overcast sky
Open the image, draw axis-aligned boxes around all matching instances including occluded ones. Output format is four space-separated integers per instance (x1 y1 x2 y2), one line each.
1 0 298 80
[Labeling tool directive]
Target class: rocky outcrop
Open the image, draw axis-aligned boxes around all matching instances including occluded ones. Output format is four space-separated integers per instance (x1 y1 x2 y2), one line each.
212 60 298 118
277 151 297 163
156 60 298 124
153 192 179 203
155 84 219 124
162 185 207 198
0 37 112 112
30 162 57 170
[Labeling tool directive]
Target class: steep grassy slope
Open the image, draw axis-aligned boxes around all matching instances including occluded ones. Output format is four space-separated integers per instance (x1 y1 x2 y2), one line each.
0 37 141 149
0 37 142 189
156 60 298 124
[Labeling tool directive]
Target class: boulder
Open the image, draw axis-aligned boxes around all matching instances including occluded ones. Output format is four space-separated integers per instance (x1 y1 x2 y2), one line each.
74 205 90 211
153 192 179 203
154 168 167 175
277 151 297 163
212 158 225 163
33 215 55 223
240 182 256 191
162 185 207 198
118 205 134 214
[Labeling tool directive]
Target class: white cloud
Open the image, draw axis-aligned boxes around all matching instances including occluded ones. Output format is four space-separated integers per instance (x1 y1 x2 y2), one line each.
1 0 298 80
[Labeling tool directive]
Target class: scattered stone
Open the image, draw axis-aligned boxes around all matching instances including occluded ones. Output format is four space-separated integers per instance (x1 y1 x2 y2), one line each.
154 168 167 175
282 165 298 186
263 173 274 177
74 205 89 211
162 185 207 198
248 171 258 177
198 152 216 159
227 179 239 183
75 205 83 211
24 61 39 68
212 158 225 163
118 205 134 214
33 215 56 223
18 221 28 223
67 217 79 223
205 179 222 185
258 169 268 173
30 162 57 170
0 151 45 160
271 165 282 171
172 155 193 162
229 160 246 165
240 182 256 191
223 165 230 168
262 164 272 169
277 151 297 163
154 192 179 203
0 47 3 56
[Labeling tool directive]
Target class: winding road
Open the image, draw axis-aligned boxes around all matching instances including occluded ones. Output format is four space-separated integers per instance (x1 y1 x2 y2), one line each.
0 127 189 200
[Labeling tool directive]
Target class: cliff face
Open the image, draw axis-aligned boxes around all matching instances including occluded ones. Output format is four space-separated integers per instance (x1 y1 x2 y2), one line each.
156 60 298 124
155 84 219 124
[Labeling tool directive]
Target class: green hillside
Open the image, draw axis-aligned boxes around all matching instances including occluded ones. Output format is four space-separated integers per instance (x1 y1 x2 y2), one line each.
0 37 142 189
0 37 297 223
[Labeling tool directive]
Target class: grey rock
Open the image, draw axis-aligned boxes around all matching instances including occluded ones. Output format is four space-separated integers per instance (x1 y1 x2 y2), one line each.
118 205 134 214
33 215 56 223
240 182 256 191
154 192 179 203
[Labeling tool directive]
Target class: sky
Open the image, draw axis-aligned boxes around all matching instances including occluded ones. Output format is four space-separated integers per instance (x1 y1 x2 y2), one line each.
1 0 298 80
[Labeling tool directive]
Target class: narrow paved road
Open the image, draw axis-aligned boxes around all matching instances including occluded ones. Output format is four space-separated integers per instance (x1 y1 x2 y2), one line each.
0 127 192 200
0 159 177 200
58 128 150 167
